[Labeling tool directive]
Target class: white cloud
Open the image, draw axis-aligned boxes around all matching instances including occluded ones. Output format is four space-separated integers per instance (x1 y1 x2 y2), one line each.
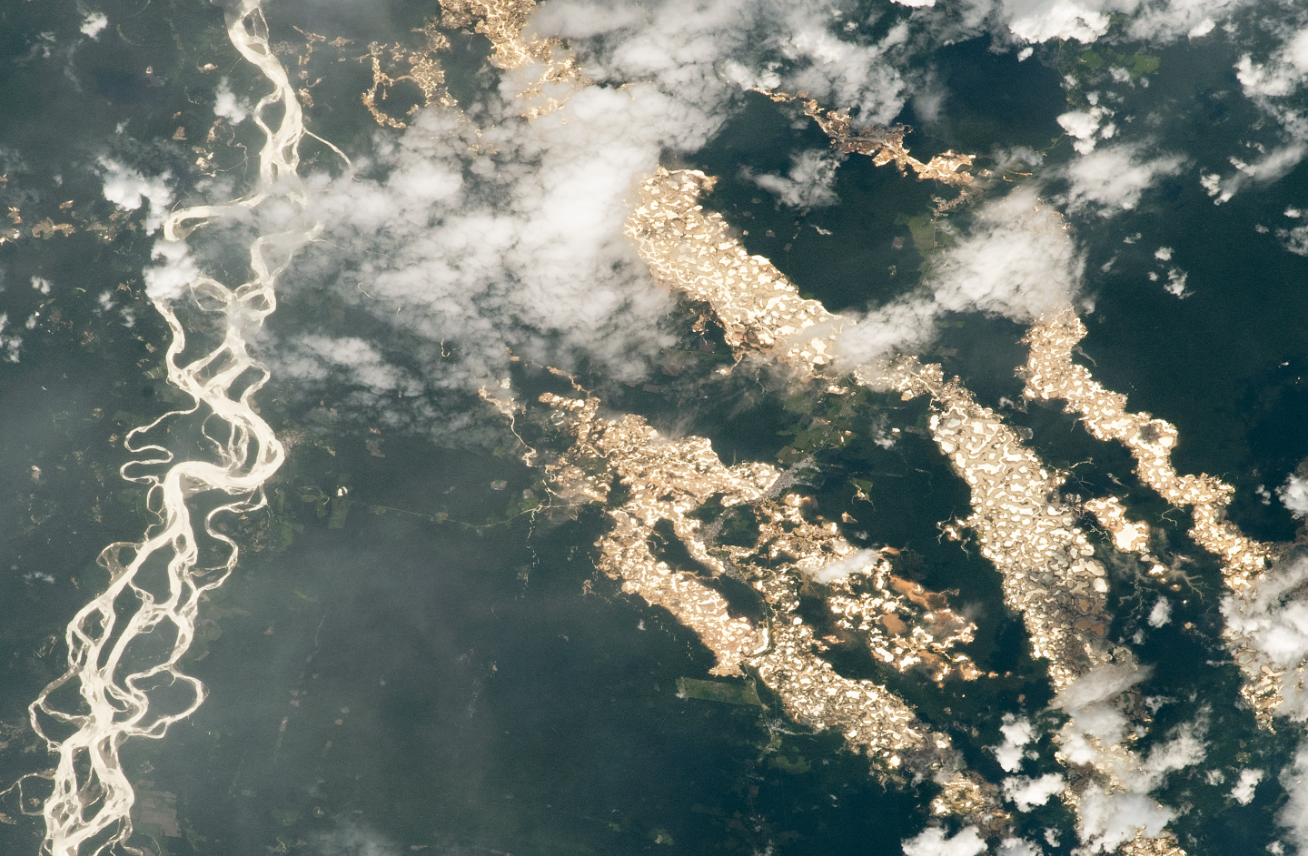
929 187 1082 319
1061 143 1185 215
142 240 199 302
901 825 987 856
1076 784 1175 854
1200 171 1228 202
1220 556 1308 721
214 77 250 124
1055 665 1147 762
771 14 911 127
1217 23 1308 201
1163 267 1190 299
997 839 1042 856
1279 222 1308 256
833 298 941 375
748 148 840 209
80 12 108 39
277 335 430 423
535 0 914 129
1223 556 1308 679
98 158 173 234
1280 743 1308 850
0 313 19 362
1058 107 1116 155
259 0 993 438
1004 772 1065 810
835 186 1082 375
1202 142 1308 205
1148 598 1172 627
1232 768 1264 805
1052 666 1205 849
272 83 690 428
1281 475 1308 516
31 276 51 295
1125 0 1255 42
994 714 1036 773
808 548 877 583
1000 0 1115 44
314 822 403 856
982 0 1256 44
1236 27 1308 98
1134 720 1207 787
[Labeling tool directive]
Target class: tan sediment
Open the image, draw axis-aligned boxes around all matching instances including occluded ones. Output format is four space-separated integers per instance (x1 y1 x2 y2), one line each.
756 91 981 213
360 21 458 129
885 357 1126 693
622 166 1188 852
1119 835 1189 856
541 393 773 677
1021 310 1282 726
1083 497 1167 575
629 166 1119 692
541 393 1008 834
439 0 587 117
1022 311 1272 590
765 92 978 187
626 167 842 372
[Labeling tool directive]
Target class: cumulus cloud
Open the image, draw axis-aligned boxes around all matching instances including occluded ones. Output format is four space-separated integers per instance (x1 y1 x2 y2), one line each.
1222 555 1308 720
748 148 841 209
998 0 1118 45
1055 664 1147 764
265 0 993 437
270 83 696 434
1279 223 1308 257
1077 785 1175 854
1134 720 1207 786
99 158 172 234
1162 267 1189 298
1004 772 1065 810
80 12 108 39
1236 27 1308 99
1058 107 1116 155
977 0 1256 45
535 0 914 129
314 823 403 856
0 313 20 363
994 714 1036 772
926 187 1082 318
284 336 425 397
1148 597 1171 627
214 77 250 124
1199 144 1308 204
1232 767 1264 805
1280 743 1308 851
142 240 200 302
901 825 987 856
1061 143 1186 215
1193 21 1308 202
1122 0 1255 42
1051 667 1206 852
1280 475 1308 516
835 186 1082 374
808 548 878 583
